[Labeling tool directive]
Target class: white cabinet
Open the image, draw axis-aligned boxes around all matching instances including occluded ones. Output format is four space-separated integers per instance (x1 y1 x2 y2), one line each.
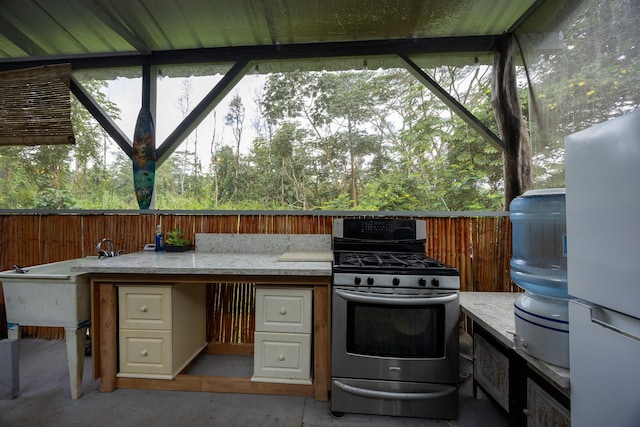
252 287 312 384
117 284 206 379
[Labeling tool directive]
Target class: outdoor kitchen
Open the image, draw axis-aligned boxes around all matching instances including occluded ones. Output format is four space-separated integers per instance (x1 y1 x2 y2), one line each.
1 0 639 426
1 214 511 426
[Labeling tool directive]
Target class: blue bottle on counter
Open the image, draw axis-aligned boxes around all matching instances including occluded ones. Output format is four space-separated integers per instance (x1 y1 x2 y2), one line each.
155 225 164 251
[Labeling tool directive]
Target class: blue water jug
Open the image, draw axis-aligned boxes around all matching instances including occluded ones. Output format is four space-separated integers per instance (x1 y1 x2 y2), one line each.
510 189 568 298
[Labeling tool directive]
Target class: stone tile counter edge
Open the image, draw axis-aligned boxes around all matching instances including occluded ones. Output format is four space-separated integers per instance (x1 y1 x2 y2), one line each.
460 292 570 390
71 234 332 275
195 233 331 254
70 251 331 276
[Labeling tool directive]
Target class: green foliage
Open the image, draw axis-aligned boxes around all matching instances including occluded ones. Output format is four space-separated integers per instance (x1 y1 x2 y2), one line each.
8 2 636 214
32 188 78 209
0 68 511 212
358 171 423 211
0 147 35 208
524 0 640 188
165 227 190 246
0 79 126 209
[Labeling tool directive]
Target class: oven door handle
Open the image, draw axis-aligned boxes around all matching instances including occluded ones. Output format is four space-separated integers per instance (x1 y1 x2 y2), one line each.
333 380 457 400
334 289 457 306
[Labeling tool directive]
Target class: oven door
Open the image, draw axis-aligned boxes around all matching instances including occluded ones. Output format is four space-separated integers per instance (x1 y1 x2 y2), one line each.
331 288 459 384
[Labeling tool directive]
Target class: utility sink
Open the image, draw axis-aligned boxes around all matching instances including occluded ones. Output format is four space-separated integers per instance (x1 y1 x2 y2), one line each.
0 258 92 399
0 258 91 327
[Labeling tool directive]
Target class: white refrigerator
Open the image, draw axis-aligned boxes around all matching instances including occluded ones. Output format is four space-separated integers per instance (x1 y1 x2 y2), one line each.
565 109 640 427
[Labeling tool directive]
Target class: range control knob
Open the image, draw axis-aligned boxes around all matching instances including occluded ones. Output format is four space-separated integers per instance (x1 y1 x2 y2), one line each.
431 278 440 287
354 276 361 285
418 278 427 287
367 277 375 286
392 277 400 286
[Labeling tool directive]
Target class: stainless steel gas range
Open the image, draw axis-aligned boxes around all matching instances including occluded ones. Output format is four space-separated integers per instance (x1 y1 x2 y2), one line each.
330 218 460 420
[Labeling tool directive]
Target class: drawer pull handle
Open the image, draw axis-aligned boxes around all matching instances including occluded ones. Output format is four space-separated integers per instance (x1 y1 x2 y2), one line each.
278 354 285 361
279 307 286 315
140 350 148 357
140 305 148 312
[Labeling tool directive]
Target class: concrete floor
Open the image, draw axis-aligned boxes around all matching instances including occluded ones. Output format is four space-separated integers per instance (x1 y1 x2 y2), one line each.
0 339 508 427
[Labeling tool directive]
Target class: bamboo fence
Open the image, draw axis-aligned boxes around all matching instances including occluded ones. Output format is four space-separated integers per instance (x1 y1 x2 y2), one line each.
0 212 514 341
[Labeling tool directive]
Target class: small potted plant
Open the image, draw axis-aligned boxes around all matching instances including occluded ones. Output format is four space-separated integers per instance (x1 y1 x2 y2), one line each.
164 227 191 252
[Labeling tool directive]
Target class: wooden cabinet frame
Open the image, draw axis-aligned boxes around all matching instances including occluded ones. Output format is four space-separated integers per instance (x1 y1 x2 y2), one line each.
91 273 331 401
471 324 570 426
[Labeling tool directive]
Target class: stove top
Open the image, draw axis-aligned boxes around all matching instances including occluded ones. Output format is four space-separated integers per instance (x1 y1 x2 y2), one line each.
332 218 459 284
333 251 459 276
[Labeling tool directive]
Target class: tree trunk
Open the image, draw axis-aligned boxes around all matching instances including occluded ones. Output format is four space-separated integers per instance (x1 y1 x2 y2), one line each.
492 33 533 209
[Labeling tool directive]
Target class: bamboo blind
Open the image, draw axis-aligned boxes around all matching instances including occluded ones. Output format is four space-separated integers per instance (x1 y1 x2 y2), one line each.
0 212 513 341
207 283 256 343
0 64 75 145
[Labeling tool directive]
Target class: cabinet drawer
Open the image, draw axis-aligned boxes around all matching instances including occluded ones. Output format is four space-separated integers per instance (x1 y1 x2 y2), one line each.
255 287 312 333
253 332 311 380
474 332 509 412
526 378 570 427
119 330 172 376
119 286 172 330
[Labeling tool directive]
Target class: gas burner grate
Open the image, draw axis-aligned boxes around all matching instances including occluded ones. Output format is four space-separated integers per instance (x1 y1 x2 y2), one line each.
335 251 448 270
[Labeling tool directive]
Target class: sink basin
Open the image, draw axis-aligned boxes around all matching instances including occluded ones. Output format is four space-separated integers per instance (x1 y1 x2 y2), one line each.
0 258 91 399
0 259 90 327
3 258 92 278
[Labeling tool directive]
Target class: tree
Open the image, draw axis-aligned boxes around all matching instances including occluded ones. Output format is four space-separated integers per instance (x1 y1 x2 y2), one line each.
0 146 34 208
310 72 378 206
212 145 238 205
260 71 382 208
0 64 528 212
248 122 310 208
255 67 508 211
445 68 505 211
22 144 75 208
525 0 640 188
69 80 122 208
260 71 342 206
225 94 245 200
174 78 204 201
101 152 138 209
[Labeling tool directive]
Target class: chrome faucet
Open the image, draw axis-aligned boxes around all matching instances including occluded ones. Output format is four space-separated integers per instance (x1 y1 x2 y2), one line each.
13 264 29 273
96 238 121 258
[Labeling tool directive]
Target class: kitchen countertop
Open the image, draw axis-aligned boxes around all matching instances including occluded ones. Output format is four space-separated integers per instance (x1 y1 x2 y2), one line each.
460 292 570 391
71 251 332 276
71 233 333 276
